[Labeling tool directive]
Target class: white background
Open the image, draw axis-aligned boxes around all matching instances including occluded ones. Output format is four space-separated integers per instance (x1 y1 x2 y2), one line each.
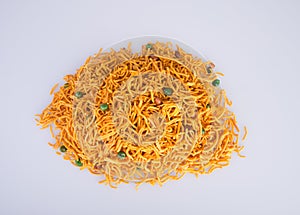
1 0 300 214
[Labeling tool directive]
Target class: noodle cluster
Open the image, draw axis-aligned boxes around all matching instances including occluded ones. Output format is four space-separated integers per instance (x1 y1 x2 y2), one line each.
36 42 246 188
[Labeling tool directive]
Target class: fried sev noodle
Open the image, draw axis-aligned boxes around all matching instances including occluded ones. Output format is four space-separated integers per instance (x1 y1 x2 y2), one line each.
36 42 247 188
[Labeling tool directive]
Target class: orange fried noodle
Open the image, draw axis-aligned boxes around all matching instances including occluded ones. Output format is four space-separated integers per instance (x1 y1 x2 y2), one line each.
36 42 247 188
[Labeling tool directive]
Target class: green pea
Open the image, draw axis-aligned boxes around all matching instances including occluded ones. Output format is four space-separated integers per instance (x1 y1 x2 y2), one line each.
212 79 220 87
146 43 153 50
100 103 109 111
206 104 211 109
118 151 126 159
206 66 212 74
163 87 173 96
75 159 83 166
60 145 67 152
75 91 83 98
202 128 205 135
